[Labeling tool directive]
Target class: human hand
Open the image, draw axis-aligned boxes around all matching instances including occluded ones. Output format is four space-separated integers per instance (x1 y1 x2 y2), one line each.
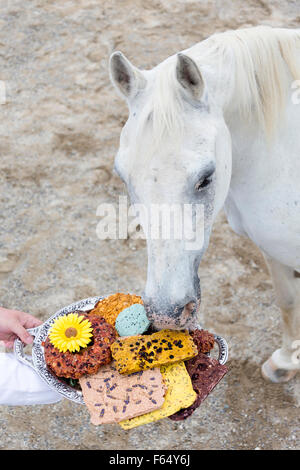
0 307 42 348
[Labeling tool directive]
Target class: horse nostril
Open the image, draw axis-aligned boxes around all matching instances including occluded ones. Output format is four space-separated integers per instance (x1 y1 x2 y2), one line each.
183 301 196 315
180 300 198 319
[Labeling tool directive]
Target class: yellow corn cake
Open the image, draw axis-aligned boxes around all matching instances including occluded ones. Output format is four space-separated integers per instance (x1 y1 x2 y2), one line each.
119 362 197 429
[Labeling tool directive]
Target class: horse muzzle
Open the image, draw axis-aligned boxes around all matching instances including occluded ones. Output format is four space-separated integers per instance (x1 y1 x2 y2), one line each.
143 296 201 331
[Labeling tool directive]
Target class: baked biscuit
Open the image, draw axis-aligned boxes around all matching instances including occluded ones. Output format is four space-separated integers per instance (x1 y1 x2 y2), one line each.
90 293 143 327
79 363 165 424
111 329 198 374
44 314 116 379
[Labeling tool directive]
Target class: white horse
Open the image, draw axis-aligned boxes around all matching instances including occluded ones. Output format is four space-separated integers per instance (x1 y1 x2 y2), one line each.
109 26 300 383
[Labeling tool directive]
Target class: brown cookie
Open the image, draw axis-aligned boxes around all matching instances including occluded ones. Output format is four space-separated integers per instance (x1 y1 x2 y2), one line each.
169 353 228 421
44 314 116 379
190 329 215 354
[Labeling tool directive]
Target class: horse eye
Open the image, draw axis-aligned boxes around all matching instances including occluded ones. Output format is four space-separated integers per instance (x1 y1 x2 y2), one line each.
195 175 213 191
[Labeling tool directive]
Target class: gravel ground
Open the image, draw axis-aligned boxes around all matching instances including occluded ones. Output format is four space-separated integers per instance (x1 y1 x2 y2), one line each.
0 0 299 450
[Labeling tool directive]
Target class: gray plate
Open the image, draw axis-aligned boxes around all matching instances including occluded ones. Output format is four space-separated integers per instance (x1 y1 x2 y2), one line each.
14 296 228 404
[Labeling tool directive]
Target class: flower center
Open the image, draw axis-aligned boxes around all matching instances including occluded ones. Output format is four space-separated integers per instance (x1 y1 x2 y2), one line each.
65 327 78 338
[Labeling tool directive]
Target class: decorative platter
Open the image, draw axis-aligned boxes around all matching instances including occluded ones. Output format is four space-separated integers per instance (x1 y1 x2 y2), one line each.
14 296 228 404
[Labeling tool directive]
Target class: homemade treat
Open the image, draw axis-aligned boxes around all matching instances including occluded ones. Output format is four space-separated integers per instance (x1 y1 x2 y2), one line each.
111 329 198 374
44 314 116 379
169 353 228 421
90 293 143 327
115 304 150 337
190 329 215 354
120 361 197 429
79 363 166 425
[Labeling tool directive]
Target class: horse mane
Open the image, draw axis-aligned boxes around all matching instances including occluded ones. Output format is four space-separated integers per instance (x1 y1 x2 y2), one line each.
145 26 300 144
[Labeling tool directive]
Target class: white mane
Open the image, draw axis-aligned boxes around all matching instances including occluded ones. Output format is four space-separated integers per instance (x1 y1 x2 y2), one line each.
144 26 300 143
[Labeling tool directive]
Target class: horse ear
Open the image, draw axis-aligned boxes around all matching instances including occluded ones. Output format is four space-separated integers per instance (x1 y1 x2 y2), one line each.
109 51 146 100
176 53 204 100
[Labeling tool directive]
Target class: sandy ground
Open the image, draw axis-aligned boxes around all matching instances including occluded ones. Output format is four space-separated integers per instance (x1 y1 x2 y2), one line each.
0 0 299 450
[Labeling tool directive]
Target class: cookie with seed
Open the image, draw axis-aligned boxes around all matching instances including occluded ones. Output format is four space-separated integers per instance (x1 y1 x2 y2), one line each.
89 293 143 327
169 353 228 421
79 363 165 425
111 329 198 374
44 314 116 379
190 329 215 354
120 361 197 429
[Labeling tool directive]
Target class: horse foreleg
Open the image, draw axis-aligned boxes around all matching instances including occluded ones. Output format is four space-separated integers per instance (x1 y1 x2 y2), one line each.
261 255 300 383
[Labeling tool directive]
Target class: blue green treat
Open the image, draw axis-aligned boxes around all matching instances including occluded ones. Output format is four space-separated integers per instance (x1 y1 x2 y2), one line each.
115 304 150 337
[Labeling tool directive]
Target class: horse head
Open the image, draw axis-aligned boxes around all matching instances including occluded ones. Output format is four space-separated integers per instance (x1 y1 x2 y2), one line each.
109 51 232 329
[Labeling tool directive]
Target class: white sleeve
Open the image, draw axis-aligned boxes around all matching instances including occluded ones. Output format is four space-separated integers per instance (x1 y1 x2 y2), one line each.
0 353 62 406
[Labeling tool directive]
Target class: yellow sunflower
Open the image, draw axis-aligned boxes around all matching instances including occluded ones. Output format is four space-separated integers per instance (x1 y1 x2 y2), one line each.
48 313 93 353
